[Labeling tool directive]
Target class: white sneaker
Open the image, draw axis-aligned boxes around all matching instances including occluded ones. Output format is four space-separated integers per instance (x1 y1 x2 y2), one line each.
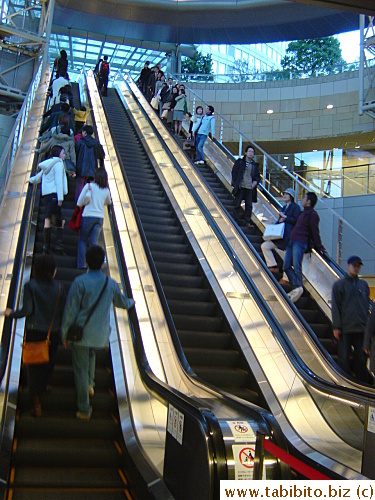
288 286 303 303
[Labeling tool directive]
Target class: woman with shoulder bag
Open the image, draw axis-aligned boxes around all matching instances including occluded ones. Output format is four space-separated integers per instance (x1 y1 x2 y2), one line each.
76 168 112 269
4 255 66 417
173 88 188 136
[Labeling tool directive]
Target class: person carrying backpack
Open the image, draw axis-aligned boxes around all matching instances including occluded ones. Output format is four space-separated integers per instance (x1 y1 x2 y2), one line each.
99 55 110 96
283 192 326 303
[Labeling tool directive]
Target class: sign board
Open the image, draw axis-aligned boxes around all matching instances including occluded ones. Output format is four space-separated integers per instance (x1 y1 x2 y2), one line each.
227 420 256 442
232 445 255 480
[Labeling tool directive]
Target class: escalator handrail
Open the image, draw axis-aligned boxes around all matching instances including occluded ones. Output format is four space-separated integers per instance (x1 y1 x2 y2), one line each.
86 73 248 491
119 73 375 406
97 75 287 443
214 138 346 279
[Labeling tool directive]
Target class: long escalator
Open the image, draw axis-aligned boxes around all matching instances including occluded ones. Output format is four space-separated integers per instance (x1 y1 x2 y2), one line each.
102 88 267 407
6 155 150 498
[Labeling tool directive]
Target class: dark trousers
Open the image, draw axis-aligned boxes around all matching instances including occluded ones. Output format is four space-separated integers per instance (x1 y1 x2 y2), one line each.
338 332 368 382
99 73 108 96
234 187 253 223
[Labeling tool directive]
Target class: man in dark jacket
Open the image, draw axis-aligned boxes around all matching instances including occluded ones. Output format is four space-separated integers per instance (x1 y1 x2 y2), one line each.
99 55 110 96
261 188 301 275
332 255 370 382
75 125 105 202
138 61 151 95
283 192 326 303
231 145 261 229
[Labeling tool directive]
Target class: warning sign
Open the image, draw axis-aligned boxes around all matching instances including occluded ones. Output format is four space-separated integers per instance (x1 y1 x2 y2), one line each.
232 444 255 480
368 406 375 434
227 420 256 442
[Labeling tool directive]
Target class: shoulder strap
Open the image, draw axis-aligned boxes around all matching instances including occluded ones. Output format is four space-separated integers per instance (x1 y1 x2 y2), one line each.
82 276 109 328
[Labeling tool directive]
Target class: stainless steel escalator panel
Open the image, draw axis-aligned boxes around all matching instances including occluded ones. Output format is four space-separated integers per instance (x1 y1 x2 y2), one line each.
104 76 366 477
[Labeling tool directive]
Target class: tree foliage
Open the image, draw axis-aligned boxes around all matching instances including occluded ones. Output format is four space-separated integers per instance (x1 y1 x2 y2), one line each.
281 37 345 77
181 51 213 75
228 59 250 82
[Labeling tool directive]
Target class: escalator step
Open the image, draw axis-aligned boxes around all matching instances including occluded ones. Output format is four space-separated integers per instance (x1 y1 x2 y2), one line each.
10 467 126 489
185 348 240 367
13 439 124 467
178 330 231 349
168 299 218 317
173 314 223 332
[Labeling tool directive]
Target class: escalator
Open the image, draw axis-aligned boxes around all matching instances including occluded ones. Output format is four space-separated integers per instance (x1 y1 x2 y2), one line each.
101 88 267 407
6 175 151 498
185 159 335 360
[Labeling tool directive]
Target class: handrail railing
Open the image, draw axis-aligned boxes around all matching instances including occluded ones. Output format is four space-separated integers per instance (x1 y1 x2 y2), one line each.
0 61 43 210
296 162 375 197
174 78 375 268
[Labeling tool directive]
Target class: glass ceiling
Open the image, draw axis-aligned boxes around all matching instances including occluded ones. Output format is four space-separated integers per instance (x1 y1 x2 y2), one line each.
49 33 166 79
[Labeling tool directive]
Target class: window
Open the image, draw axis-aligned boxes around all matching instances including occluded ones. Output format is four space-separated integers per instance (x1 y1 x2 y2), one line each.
235 48 241 60
219 62 226 74
219 45 227 55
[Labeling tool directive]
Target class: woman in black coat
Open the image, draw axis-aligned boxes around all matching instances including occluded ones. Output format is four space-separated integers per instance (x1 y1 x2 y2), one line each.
4 255 66 417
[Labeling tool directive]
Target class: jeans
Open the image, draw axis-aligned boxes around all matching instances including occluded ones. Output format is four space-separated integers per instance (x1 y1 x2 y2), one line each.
195 133 207 162
77 216 103 268
234 187 253 223
72 344 96 415
283 239 307 289
338 332 368 382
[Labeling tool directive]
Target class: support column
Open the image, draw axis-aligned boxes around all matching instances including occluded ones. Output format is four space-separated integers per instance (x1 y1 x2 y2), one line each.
41 0 55 77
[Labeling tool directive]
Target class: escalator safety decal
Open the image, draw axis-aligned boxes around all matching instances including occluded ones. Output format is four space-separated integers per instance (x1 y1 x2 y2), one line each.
227 420 256 442
167 404 184 445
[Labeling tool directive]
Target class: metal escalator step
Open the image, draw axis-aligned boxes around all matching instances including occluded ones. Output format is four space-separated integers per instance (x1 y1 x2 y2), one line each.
185 348 240 368
168 299 218 317
163 285 211 302
12 439 124 468
15 415 120 440
8 488 132 499
178 330 231 349
50 365 114 389
173 313 223 332
157 272 204 288
193 366 250 388
152 250 194 266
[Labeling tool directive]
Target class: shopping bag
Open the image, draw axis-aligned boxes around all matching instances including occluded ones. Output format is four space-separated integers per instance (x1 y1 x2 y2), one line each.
263 222 285 241
68 206 84 232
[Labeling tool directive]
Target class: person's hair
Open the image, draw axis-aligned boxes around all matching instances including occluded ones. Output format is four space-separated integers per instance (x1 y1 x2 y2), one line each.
59 94 69 103
60 102 70 113
207 105 214 114
94 168 109 189
60 49 67 59
179 88 185 95
196 105 203 113
85 245 105 270
245 145 255 153
58 113 70 128
60 125 70 135
33 254 57 282
172 86 178 93
82 124 93 136
49 145 64 158
103 55 108 61
306 192 318 207
168 77 173 82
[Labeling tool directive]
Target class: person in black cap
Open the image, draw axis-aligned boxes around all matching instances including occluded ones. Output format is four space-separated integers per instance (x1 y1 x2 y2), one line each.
331 255 370 382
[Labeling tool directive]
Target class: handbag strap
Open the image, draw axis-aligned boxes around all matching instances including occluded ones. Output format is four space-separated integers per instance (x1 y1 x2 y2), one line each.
47 283 61 342
82 276 109 329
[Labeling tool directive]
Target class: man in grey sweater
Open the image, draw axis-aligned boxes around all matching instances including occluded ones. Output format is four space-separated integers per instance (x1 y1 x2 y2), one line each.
62 245 135 419
332 255 370 382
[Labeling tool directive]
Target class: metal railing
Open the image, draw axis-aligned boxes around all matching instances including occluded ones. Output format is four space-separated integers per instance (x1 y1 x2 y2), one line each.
0 62 43 209
170 79 375 270
295 162 375 198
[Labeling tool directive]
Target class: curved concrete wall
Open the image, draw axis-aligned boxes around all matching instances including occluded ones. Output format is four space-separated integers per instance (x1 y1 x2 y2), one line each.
187 70 375 152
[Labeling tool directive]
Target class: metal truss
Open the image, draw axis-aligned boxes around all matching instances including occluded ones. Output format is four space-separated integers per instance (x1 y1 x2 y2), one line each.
359 15 375 119
0 0 53 91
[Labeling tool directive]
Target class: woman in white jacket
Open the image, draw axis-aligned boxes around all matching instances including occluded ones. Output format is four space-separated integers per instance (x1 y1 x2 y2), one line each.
76 168 111 268
29 145 68 254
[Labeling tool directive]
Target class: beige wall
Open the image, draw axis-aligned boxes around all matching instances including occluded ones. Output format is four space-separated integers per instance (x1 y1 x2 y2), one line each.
187 70 375 148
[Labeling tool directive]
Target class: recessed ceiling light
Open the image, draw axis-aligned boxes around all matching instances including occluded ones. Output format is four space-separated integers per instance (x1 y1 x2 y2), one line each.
282 165 287 169
313 149 318 152
333 147 339 150
267 109 273 114
326 104 334 109
284 156 289 159
355 145 360 149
